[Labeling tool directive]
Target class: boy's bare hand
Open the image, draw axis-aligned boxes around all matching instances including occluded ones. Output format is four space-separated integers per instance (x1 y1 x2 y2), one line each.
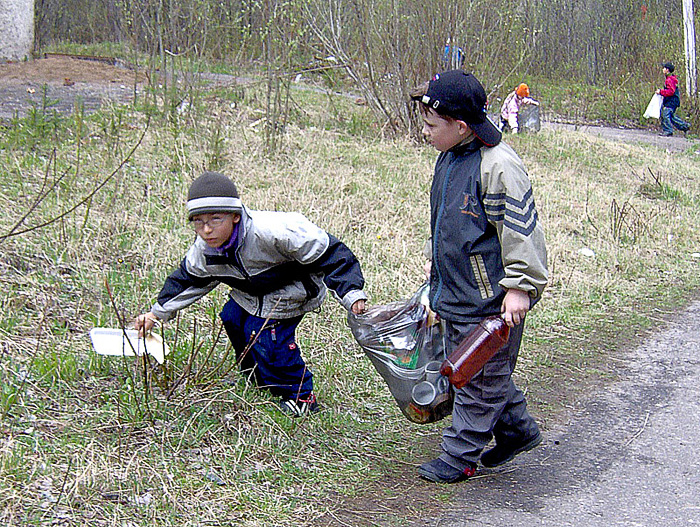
134 312 159 337
351 299 367 315
501 289 530 327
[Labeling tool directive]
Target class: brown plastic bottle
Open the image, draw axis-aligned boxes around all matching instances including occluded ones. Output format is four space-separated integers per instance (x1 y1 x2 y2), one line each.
440 315 510 388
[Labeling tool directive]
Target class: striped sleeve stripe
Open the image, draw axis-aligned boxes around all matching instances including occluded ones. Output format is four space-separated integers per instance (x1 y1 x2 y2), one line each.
505 210 539 236
484 189 539 236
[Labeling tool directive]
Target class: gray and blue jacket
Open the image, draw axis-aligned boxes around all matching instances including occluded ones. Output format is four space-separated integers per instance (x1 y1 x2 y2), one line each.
151 206 367 321
428 139 547 321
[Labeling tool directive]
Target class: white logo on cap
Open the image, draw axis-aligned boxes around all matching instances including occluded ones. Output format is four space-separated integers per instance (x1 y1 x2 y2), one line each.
421 95 440 109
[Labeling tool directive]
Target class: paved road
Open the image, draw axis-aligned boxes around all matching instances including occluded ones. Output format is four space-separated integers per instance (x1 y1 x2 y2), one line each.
416 300 700 526
543 121 698 153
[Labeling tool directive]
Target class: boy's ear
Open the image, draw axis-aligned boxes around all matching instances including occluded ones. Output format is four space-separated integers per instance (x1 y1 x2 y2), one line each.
456 119 471 136
232 213 241 224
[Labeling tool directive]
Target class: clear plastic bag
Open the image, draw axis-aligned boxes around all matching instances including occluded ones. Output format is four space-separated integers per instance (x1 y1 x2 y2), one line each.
348 283 453 424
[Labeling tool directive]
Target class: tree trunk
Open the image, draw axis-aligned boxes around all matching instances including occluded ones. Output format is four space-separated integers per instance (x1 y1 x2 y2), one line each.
683 0 697 96
0 0 34 60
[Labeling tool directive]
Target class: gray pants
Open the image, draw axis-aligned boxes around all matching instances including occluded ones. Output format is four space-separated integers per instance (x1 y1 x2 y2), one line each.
439 318 539 470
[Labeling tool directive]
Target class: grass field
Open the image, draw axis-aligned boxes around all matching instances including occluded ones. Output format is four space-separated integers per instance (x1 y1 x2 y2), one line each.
1 71 700 526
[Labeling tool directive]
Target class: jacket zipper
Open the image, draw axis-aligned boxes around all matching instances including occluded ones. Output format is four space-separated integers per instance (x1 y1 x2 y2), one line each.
231 243 264 315
432 155 456 305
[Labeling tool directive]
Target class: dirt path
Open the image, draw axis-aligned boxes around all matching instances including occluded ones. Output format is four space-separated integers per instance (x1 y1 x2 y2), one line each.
0 54 252 121
0 55 145 120
544 121 698 153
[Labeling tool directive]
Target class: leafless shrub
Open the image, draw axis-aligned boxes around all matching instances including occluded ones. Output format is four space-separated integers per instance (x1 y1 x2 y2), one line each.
610 198 652 244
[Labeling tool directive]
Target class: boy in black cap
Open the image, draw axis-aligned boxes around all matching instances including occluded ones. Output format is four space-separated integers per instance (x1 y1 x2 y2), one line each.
656 62 691 136
135 171 367 417
410 70 548 482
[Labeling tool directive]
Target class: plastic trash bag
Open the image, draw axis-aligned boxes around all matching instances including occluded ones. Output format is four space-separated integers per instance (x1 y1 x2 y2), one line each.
519 104 541 132
348 283 453 424
644 93 663 119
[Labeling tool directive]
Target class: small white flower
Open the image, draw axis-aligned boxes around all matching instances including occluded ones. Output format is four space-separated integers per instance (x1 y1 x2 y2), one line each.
132 492 153 506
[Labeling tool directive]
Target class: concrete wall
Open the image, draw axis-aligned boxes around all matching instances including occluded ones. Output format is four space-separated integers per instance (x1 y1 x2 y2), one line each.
0 0 34 61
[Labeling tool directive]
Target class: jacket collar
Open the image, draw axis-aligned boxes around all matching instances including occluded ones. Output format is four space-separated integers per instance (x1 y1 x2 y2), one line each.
449 136 484 156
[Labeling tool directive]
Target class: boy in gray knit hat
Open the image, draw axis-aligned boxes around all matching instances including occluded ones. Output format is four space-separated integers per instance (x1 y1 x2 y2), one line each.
135 171 367 417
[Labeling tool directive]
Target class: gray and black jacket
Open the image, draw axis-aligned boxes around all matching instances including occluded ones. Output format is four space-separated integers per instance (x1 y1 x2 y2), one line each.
428 138 547 322
151 206 367 321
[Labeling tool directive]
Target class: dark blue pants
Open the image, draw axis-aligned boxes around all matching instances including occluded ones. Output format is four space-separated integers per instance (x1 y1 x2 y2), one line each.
661 106 690 134
220 298 313 399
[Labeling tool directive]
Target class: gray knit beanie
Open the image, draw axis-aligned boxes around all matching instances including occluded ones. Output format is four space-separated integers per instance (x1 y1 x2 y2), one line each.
186 172 243 220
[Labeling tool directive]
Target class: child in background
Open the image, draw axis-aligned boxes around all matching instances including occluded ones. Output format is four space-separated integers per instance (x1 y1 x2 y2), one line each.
442 38 465 70
656 62 691 137
500 83 539 133
135 171 367 417
410 70 548 483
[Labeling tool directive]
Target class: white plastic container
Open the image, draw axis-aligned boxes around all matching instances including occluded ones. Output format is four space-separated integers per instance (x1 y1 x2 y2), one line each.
89 328 170 364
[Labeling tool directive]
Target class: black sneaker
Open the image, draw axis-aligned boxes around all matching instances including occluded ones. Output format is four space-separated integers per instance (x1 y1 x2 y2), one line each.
480 431 542 468
417 458 476 483
659 132 673 137
278 394 319 417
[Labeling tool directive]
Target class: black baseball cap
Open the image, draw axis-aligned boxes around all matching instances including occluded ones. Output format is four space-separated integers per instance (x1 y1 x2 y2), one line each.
413 70 501 147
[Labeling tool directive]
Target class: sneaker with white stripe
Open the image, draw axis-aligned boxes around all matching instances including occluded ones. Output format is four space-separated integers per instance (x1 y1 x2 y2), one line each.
278 394 320 417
